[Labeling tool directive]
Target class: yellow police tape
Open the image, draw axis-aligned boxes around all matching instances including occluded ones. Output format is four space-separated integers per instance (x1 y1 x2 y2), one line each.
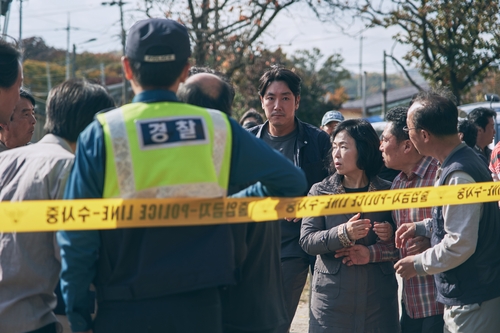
1 182 500 232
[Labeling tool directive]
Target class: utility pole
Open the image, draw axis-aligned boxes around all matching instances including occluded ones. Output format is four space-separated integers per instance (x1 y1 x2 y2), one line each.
1 0 11 37
214 0 219 60
18 0 22 51
56 14 78 79
382 50 387 120
46 62 52 93
102 1 128 104
72 38 96 79
65 13 70 80
357 35 363 98
100 62 105 86
362 71 367 118
72 44 76 78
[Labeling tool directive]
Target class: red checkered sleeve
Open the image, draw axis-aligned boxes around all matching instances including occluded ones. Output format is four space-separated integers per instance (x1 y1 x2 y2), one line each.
368 237 399 263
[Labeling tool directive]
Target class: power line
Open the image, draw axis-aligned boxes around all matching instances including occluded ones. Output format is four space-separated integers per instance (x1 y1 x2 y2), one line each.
9 5 105 19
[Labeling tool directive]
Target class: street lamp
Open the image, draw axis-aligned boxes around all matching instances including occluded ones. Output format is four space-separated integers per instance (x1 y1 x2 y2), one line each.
72 38 97 78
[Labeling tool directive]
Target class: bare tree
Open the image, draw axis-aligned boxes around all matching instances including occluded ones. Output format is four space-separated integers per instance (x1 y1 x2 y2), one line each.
141 0 346 78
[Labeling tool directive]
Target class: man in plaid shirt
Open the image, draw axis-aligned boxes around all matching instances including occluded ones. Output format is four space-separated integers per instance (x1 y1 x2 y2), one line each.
379 107 444 333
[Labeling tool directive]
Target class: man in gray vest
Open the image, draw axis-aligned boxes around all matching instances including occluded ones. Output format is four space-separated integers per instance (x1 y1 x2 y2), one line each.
395 90 500 332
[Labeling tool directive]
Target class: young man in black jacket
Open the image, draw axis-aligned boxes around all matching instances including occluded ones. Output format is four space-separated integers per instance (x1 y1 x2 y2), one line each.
249 66 331 332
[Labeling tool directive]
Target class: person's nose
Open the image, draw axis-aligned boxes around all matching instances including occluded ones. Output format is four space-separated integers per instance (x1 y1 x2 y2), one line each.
333 146 341 157
273 99 283 111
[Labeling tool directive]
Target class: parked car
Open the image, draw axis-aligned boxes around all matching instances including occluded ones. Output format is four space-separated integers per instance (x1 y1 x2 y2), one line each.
370 121 388 138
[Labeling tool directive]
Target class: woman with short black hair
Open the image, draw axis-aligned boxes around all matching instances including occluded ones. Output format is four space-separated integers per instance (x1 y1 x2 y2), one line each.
300 119 400 333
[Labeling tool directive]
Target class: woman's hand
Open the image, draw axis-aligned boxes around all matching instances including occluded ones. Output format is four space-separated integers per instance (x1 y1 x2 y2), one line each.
373 221 393 241
345 213 371 241
335 244 370 266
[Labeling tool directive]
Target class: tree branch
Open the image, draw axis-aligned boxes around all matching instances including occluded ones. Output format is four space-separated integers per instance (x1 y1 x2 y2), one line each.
387 54 424 91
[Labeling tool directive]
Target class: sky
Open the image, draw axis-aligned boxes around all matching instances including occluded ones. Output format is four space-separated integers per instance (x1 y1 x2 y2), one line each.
3 0 410 75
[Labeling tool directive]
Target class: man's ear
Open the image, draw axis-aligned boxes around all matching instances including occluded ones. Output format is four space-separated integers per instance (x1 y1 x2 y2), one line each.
121 56 134 80
403 139 413 153
295 95 301 110
421 129 431 143
178 62 191 84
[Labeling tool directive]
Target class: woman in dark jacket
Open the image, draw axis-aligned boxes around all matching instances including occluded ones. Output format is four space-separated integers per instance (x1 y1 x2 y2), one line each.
300 119 400 333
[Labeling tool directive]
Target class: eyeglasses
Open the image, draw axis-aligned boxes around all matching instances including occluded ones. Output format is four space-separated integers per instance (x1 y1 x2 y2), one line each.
403 126 419 133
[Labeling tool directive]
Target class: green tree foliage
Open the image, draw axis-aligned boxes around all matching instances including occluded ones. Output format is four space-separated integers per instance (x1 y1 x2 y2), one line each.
291 48 350 125
360 0 500 104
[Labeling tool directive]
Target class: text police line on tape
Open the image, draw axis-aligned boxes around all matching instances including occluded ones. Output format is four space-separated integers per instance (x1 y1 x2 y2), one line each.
1 182 500 232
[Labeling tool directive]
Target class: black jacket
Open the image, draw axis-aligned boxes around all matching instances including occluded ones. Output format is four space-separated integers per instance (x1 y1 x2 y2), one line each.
249 118 331 258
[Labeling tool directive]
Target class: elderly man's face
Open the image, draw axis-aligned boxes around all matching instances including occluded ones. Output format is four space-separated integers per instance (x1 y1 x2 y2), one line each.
406 102 426 155
379 122 406 170
1 97 36 148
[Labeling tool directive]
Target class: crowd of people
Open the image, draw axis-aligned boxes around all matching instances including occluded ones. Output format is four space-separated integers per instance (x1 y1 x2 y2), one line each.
0 17 499 333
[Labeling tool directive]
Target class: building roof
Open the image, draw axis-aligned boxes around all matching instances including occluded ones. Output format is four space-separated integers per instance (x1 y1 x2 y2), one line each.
342 83 429 110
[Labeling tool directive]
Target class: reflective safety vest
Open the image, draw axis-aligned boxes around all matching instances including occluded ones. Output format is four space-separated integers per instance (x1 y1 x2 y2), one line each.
96 102 232 199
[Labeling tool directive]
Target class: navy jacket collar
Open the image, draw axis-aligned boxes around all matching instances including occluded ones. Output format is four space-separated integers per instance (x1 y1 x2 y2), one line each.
132 89 178 103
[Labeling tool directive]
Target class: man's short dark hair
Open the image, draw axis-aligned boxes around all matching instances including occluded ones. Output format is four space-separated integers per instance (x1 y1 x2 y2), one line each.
458 119 478 148
0 39 21 89
330 119 383 178
385 106 409 143
19 89 35 107
467 107 497 130
258 66 301 98
177 78 233 115
44 79 115 142
129 46 187 88
411 90 459 136
239 109 264 125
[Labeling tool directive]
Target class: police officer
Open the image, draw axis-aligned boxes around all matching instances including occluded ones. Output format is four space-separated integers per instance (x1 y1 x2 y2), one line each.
57 19 307 333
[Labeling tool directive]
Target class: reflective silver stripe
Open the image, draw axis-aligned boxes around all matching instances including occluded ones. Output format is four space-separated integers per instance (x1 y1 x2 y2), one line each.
207 109 228 178
104 109 136 197
125 182 226 199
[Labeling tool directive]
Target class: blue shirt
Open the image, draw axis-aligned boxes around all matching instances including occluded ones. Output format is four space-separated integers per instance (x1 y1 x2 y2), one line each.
57 89 307 331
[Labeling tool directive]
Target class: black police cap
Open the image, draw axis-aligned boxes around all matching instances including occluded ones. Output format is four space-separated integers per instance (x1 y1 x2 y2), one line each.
125 18 191 63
